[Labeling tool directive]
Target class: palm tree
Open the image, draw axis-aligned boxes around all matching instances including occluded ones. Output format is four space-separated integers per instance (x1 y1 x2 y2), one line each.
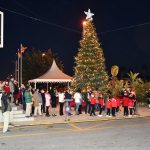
127 71 140 90
127 71 139 84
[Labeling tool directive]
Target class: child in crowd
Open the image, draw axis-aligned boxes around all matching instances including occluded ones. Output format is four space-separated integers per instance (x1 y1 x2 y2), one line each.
98 94 104 117
106 97 112 117
111 97 117 117
90 93 96 116
64 104 71 121
115 96 121 113
128 92 136 116
122 91 129 116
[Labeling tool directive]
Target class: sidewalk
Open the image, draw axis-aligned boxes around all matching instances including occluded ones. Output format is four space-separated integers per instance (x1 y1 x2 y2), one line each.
0 106 150 128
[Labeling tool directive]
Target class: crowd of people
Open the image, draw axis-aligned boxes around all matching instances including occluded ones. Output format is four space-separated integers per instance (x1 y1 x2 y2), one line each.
73 88 137 117
0 77 150 133
0 78 138 118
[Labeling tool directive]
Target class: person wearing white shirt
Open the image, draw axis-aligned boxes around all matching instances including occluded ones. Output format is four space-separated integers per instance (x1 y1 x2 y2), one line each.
45 91 51 117
58 90 65 116
73 89 82 115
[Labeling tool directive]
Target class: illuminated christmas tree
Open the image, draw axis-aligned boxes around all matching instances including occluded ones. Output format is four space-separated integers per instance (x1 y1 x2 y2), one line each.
73 9 108 92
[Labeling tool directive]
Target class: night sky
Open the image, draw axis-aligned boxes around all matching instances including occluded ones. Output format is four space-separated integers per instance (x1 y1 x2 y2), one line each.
0 0 150 79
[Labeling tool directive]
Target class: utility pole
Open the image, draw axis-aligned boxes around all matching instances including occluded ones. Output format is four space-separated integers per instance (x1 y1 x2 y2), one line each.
20 46 22 87
16 49 20 86
15 60 17 81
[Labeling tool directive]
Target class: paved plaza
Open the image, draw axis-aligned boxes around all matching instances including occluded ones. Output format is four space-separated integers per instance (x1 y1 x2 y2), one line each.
0 105 150 128
0 117 150 150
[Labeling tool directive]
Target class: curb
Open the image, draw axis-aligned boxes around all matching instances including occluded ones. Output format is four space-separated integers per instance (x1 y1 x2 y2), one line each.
0 114 150 129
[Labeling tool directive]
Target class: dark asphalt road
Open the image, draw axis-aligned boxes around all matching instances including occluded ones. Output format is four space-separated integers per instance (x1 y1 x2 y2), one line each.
0 117 150 150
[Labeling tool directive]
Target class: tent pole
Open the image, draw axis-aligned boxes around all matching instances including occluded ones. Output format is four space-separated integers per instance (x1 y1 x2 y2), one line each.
67 82 70 89
34 82 36 89
47 82 48 91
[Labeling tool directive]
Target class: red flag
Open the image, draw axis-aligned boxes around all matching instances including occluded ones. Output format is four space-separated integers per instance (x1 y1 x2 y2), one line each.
21 44 27 53
17 50 21 58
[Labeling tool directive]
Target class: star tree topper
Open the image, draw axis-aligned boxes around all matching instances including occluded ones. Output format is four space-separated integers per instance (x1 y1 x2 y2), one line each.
84 9 94 21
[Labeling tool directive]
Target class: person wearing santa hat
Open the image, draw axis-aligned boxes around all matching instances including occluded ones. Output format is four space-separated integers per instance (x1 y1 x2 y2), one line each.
90 93 96 116
122 91 129 116
129 90 136 114
128 92 136 117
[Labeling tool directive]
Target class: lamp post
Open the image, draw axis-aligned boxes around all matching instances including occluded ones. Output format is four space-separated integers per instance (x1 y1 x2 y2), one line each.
42 53 48 90
42 53 45 57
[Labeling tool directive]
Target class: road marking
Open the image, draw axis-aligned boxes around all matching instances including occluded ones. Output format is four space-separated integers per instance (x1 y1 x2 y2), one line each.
0 132 49 139
83 122 150 132
0 129 72 139
0 117 150 139
68 123 83 130
0 122 149 139
85 120 114 130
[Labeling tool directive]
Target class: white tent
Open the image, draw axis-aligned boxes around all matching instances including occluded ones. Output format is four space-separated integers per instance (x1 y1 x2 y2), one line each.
28 60 73 89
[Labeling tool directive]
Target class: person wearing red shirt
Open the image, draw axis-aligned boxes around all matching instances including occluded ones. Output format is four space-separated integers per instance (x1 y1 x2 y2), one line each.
128 93 136 116
122 93 129 116
98 94 104 117
115 96 121 112
111 97 117 117
16 88 21 106
3 82 10 94
90 93 96 116
106 97 112 117
3 82 11 102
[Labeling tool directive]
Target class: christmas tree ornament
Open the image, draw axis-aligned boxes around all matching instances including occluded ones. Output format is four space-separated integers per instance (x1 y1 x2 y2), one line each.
84 9 94 21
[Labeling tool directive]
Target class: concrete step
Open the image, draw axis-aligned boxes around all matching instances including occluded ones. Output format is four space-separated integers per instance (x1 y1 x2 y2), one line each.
13 110 24 115
12 107 17 111
13 114 26 118
0 104 35 122
13 117 34 122
0 116 34 122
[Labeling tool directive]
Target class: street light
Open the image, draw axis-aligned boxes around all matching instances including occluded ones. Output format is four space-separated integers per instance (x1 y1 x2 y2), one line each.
42 53 45 57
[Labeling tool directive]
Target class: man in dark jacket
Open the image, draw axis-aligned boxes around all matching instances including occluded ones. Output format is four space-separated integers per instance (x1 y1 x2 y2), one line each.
1 91 12 133
83 91 91 114
51 92 57 116
41 89 46 113
64 89 72 115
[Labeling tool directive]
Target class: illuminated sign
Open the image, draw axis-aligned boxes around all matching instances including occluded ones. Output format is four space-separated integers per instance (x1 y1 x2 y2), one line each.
0 11 4 48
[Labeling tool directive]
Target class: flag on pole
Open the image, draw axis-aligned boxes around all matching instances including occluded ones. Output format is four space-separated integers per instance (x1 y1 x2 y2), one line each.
21 44 27 53
17 50 21 58
20 43 27 86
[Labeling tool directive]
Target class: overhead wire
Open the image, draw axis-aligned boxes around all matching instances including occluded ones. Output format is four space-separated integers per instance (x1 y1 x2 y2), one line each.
0 5 81 34
0 5 150 35
99 21 150 35
14 0 41 19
